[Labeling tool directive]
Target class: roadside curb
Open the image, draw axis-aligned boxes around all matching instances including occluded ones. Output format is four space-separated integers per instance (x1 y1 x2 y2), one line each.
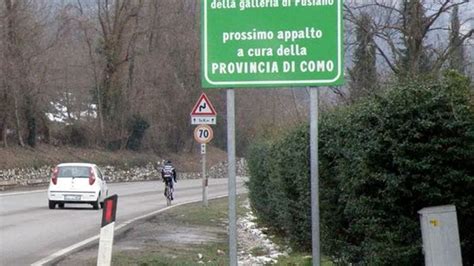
32 194 230 266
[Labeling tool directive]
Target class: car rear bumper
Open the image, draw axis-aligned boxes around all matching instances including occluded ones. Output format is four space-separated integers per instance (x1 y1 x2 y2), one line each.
48 191 99 202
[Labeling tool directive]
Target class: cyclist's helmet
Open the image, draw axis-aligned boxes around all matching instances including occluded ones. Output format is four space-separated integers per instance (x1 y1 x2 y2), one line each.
165 160 172 165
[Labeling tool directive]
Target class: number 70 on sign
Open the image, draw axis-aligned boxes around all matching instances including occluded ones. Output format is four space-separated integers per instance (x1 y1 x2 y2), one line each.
194 124 214 144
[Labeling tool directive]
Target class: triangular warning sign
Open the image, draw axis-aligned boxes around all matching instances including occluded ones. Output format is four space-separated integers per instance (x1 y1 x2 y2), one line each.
191 93 217 116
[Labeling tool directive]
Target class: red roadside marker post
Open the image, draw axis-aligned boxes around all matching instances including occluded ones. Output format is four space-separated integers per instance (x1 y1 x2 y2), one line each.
97 195 118 266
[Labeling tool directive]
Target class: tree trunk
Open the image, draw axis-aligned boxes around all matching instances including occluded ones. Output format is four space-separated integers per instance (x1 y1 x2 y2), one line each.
80 20 105 139
13 93 25 147
5 0 25 147
97 87 105 139
291 89 302 122
1 115 8 148
2 126 7 148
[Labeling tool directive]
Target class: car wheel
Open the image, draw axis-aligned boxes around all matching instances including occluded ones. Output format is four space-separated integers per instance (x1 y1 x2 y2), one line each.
58 203 65 209
48 201 56 209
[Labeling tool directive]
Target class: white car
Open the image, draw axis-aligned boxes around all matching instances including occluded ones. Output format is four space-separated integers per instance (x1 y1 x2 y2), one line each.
47 163 109 210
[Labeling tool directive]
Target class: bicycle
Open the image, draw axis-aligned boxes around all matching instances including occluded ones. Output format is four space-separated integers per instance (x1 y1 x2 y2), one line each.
164 177 173 206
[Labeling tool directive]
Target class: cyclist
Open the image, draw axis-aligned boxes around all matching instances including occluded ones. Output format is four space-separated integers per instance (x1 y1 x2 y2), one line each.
160 160 177 200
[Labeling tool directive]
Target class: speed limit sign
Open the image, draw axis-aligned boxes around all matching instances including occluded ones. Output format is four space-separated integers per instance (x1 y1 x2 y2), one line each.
194 125 214 144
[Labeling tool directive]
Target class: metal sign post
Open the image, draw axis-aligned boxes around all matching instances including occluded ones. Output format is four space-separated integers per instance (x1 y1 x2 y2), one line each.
310 88 320 265
194 125 213 207
201 143 208 207
227 89 237 266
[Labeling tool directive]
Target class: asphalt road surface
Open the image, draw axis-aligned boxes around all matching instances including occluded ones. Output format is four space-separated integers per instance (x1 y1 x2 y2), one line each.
0 177 246 265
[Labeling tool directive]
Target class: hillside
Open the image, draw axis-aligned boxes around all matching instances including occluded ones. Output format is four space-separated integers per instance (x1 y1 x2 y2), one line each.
0 144 228 172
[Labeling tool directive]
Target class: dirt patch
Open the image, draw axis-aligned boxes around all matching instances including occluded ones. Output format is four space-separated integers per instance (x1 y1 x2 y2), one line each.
115 217 226 250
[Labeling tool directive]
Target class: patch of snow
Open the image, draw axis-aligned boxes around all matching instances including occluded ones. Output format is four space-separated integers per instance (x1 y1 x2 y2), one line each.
237 200 288 265
46 100 97 124
46 112 68 124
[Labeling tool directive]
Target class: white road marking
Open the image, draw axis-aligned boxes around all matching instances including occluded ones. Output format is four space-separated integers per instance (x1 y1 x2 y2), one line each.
31 194 229 266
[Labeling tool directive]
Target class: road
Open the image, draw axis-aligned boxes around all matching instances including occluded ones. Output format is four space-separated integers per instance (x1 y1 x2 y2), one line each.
0 178 245 265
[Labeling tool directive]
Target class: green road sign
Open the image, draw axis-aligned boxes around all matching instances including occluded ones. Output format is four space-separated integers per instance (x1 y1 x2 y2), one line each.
201 0 344 88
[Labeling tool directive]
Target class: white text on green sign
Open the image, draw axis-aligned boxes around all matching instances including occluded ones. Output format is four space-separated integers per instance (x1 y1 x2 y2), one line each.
202 0 344 88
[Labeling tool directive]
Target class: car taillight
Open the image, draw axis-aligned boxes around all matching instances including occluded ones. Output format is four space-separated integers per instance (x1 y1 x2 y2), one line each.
89 168 96 185
51 167 58 185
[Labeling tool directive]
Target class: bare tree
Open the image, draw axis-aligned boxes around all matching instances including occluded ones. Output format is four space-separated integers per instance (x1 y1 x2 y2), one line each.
344 0 474 79
3 0 25 146
74 0 105 138
348 12 378 102
448 5 465 73
0 0 71 148
0 0 386 153
0 0 9 146
95 0 143 146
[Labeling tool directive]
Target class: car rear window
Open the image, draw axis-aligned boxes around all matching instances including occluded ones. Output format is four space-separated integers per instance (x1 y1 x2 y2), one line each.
58 166 91 178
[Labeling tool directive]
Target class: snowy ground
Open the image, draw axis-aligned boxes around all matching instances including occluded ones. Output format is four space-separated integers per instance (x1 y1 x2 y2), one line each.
237 200 288 265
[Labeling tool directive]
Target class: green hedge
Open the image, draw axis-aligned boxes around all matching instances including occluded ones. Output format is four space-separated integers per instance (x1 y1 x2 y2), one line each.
247 126 312 249
247 72 474 265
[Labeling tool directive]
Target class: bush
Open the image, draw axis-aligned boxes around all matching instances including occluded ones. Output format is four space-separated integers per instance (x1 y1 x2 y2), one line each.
126 114 150 151
247 125 312 249
54 124 91 147
247 72 474 265
247 141 273 224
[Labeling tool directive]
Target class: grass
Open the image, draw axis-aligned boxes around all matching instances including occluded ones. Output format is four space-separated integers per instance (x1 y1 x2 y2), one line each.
60 194 336 265
0 144 227 171
111 242 229 266
164 197 230 227
0 144 160 169
275 253 335 266
109 195 249 265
